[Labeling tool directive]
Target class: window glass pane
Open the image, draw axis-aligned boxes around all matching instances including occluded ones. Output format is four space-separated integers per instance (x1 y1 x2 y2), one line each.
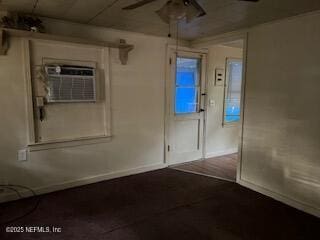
176 72 196 86
225 100 240 122
176 58 199 86
175 87 198 114
175 57 200 114
224 60 242 123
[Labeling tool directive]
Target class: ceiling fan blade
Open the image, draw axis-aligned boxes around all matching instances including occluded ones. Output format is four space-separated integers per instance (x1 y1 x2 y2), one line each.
186 5 200 23
189 0 206 17
122 0 158 10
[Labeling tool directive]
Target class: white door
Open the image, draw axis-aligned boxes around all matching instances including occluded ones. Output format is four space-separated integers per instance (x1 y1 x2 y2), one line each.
166 47 207 165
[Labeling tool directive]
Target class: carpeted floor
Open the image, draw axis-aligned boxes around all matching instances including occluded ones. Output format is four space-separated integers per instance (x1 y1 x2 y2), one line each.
0 168 319 240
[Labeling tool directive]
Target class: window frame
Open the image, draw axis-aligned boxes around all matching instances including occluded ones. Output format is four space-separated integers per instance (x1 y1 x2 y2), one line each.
23 39 112 151
222 57 243 127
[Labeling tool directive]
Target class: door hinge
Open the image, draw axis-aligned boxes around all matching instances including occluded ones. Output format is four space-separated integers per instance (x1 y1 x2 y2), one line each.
167 145 170 152
169 58 172 65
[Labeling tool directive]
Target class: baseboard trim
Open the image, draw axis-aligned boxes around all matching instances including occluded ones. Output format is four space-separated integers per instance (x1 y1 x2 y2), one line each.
205 148 238 159
238 179 320 218
0 163 167 204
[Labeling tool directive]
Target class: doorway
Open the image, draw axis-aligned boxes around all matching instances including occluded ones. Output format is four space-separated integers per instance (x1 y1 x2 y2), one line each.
167 39 245 182
165 46 207 165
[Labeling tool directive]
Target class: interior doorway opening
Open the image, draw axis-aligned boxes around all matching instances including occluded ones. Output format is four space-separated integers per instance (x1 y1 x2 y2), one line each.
169 38 245 182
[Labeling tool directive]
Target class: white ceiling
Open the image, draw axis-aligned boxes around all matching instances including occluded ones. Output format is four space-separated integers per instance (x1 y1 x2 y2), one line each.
1 0 320 40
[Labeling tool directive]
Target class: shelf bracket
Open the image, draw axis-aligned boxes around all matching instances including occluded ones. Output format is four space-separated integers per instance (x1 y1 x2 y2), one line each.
119 39 134 65
0 30 9 55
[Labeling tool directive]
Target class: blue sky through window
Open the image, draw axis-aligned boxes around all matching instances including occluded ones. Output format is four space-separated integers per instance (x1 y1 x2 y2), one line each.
175 58 199 114
224 60 242 123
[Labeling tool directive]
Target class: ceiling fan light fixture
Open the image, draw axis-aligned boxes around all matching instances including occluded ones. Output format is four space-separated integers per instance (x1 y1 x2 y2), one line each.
156 0 187 23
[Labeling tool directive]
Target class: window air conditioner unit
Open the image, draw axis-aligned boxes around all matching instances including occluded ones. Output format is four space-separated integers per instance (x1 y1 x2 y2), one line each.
45 65 96 103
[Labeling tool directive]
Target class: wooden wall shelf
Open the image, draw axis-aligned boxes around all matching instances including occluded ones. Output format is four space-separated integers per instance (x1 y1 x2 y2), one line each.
0 28 134 65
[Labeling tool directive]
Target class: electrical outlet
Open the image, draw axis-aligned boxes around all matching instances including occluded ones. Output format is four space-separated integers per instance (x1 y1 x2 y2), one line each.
18 149 27 161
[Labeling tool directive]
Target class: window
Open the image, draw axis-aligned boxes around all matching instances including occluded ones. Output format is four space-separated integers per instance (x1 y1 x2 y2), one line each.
223 58 243 124
175 57 200 114
26 39 111 148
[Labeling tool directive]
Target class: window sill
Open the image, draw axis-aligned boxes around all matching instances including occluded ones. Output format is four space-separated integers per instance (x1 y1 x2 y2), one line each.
222 122 240 128
28 135 112 152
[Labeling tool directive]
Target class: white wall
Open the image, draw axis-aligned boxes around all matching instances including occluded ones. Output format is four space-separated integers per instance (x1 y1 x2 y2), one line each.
240 12 320 216
1 12 320 218
205 45 242 158
0 19 185 201
192 11 320 217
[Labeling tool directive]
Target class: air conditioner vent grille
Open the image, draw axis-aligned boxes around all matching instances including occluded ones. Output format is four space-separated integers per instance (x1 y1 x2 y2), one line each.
45 65 96 103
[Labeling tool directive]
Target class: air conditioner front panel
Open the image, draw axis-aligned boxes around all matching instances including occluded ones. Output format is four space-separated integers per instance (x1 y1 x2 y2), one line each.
45 65 96 103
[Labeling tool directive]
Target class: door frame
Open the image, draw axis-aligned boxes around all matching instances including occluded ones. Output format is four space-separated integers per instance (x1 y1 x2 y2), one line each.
165 32 248 183
164 45 208 166
190 32 248 183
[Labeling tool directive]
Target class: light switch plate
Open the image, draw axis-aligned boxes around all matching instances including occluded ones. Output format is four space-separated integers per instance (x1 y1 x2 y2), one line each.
18 149 27 161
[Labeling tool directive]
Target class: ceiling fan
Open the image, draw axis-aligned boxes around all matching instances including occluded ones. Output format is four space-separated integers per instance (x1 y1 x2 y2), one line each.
122 0 260 23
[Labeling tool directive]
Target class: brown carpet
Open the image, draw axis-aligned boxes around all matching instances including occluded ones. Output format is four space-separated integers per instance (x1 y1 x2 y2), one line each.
0 168 319 240
172 153 238 181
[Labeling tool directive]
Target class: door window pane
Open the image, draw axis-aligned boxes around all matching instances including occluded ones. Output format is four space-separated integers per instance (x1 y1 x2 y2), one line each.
175 57 200 114
224 59 242 124
175 87 198 113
